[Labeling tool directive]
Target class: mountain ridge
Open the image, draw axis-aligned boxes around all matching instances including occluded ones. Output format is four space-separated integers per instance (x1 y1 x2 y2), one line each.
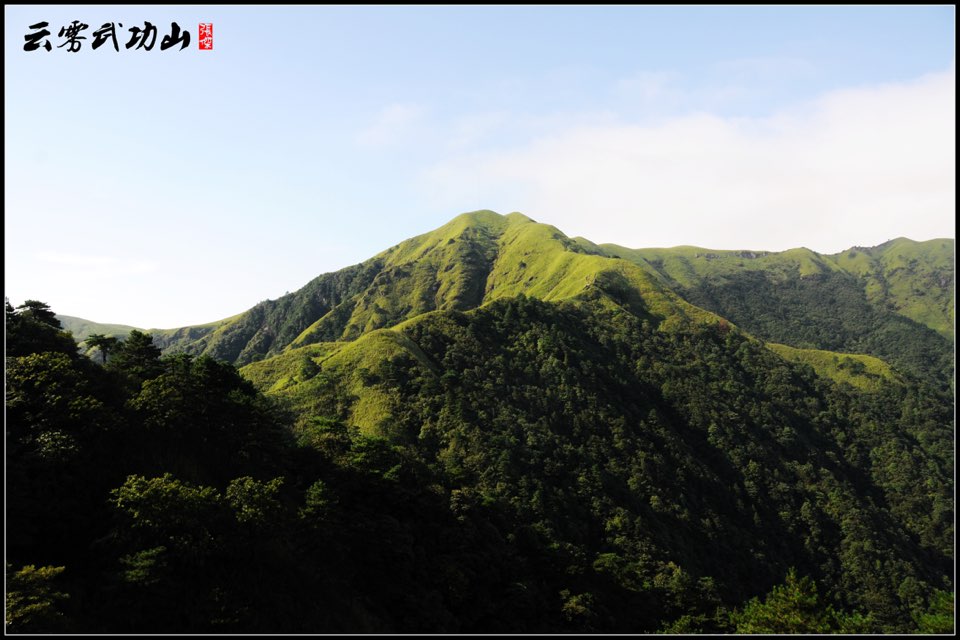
58 211 953 386
601 236 954 338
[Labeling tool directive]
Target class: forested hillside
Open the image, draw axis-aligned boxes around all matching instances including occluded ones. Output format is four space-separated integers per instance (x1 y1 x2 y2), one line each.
605 239 954 386
7 299 953 632
7 212 954 633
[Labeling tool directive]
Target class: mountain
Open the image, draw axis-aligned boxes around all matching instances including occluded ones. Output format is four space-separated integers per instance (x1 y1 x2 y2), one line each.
233 212 952 630
237 264 950 633
146 211 718 365
136 212 952 385
601 237 954 340
57 315 140 343
602 238 954 384
7 211 954 633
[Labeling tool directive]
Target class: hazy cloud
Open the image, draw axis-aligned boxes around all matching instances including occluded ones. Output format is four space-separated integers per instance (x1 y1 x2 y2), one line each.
422 69 955 253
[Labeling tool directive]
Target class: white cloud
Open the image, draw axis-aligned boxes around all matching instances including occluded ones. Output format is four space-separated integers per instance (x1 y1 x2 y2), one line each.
357 103 428 148
421 69 955 253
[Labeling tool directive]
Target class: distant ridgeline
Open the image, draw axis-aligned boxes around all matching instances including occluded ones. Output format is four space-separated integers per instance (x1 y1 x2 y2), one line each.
13 210 950 633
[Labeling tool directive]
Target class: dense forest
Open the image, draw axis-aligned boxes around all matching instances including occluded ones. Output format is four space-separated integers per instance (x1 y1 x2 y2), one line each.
6 293 953 633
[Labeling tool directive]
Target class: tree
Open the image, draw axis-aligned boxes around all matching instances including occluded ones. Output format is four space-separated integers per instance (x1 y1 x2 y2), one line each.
226 476 284 529
5 300 77 357
109 330 163 384
107 474 231 632
915 590 954 634
111 473 227 552
85 333 119 364
127 354 289 484
15 300 61 329
729 568 873 634
5 564 70 633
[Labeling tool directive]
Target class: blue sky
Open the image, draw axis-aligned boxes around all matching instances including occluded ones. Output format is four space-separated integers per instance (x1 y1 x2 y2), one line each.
5 6 955 328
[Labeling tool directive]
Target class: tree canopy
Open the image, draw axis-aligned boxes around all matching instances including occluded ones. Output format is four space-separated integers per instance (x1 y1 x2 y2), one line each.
5 299 953 633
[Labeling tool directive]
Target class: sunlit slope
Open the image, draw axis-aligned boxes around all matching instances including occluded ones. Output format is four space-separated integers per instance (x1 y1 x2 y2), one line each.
242 325 441 436
163 211 723 365
290 210 718 346
766 343 903 392
825 238 954 339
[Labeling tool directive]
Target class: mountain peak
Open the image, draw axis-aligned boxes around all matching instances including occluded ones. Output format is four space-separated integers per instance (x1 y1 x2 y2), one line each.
440 210 535 235
106 212 952 366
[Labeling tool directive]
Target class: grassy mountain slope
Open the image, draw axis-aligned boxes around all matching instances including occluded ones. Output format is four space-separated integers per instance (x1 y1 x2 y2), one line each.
603 238 954 340
158 211 722 366
604 239 953 385
765 343 903 392
825 238 954 338
286 210 720 344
